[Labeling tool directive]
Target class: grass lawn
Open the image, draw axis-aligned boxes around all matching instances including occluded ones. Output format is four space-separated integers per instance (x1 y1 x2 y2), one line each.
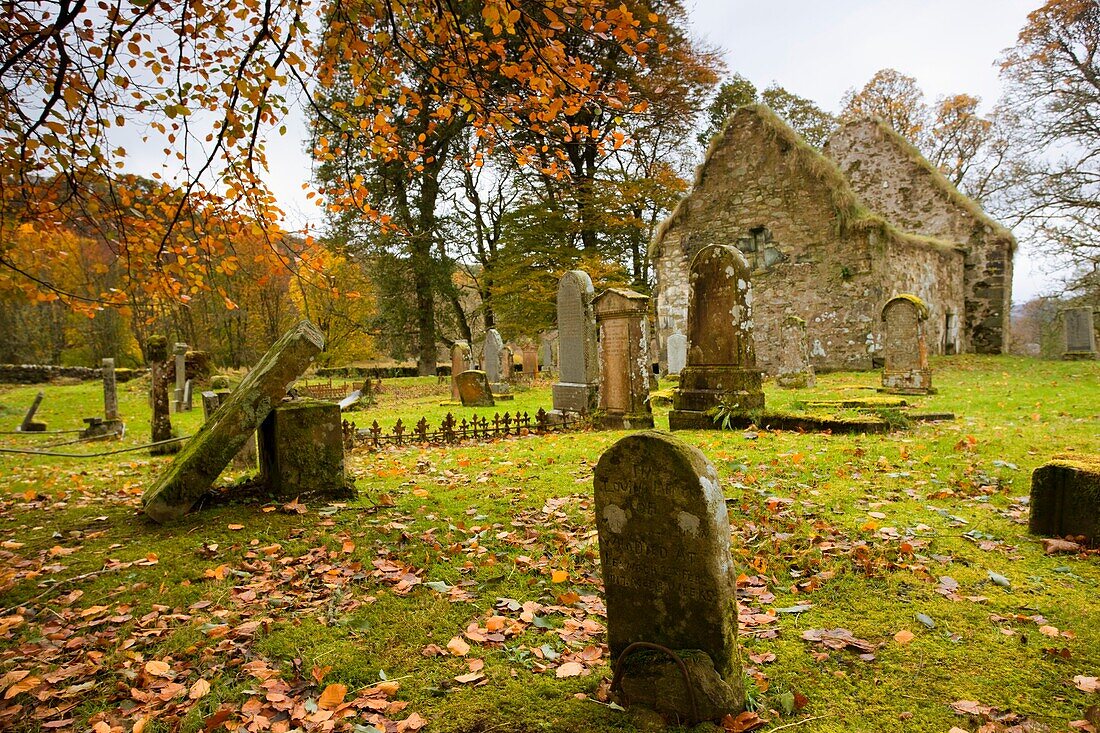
0 354 1098 733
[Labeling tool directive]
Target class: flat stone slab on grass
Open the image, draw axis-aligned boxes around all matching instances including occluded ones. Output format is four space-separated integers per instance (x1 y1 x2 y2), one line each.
1030 455 1100 544
143 320 325 523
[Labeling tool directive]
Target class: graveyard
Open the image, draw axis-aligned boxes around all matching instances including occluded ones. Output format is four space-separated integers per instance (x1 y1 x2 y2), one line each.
3 1 1100 732
0 351 1097 733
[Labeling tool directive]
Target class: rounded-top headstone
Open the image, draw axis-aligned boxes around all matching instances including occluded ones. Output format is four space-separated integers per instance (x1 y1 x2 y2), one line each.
484 329 504 383
882 294 928 371
594 430 741 680
687 244 757 368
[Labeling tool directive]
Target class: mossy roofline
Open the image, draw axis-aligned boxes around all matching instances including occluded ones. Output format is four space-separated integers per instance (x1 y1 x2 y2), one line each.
830 117 1018 252
650 104 966 260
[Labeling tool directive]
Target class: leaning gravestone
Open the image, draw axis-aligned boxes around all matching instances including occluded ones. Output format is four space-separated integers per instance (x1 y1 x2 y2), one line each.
449 341 474 402
595 431 744 722
456 370 495 407
776 315 816 389
1029 455 1100 544
200 390 257 470
258 400 350 500
19 391 47 432
552 270 599 415
143 321 324 523
593 288 654 429
1062 307 1097 360
880 294 932 394
669 245 764 430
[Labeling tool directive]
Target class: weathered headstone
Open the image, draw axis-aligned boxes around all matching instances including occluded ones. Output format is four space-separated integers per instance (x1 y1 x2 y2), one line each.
101 358 121 424
776 315 816 389
670 245 764 430
258 400 350 500
449 341 474 402
666 332 687 376
19 391 47 432
201 390 221 421
880 294 932 394
593 288 654 429
552 270 599 415
484 329 504 384
501 344 516 382
521 344 539 380
538 335 555 374
143 321 324 523
147 336 179 455
594 431 744 722
1062 307 1097 360
456 370 495 407
173 342 188 412
1030 456 1100 544
183 379 194 412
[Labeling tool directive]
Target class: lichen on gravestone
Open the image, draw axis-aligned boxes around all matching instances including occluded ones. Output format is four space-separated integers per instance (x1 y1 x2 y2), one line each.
142 320 325 523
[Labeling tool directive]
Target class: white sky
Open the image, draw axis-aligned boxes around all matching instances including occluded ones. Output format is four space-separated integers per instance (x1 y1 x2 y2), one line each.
213 0 1060 302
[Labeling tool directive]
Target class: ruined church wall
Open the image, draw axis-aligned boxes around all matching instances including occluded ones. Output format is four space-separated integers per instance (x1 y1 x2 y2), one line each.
825 120 1013 354
875 236 967 357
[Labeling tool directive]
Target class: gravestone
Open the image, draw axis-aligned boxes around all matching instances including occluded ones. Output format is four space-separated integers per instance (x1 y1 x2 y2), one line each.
552 270 599 415
594 431 744 722
666 332 687 376
101 358 122 429
484 329 504 383
776 315 816 389
1029 455 1100 544
538 334 556 374
173 342 189 412
183 379 194 411
521 344 539 380
201 390 220 421
669 245 764 430
593 288 654 429
147 336 179 455
259 400 350 500
143 320 324 523
1062 307 1097 360
880 294 933 394
19 391 47 432
449 341 474 402
501 344 516 382
456 370 495 407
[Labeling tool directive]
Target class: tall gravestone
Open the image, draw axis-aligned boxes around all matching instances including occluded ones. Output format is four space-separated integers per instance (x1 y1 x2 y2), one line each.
147 336 179 455
484 329 504 383
666 332 688 376
521 344 539 381
501 344 516 383
669 245 764 430
1062 307 1097 360
143 321 324 523
776 315 816 389
552 270 599 415
880 294 933 394
449 341 474 402
593 288 653 429
595 431 744 722
173 342 189 412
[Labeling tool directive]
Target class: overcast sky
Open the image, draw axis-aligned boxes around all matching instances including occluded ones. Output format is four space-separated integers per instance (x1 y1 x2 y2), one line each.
256 0 1055 302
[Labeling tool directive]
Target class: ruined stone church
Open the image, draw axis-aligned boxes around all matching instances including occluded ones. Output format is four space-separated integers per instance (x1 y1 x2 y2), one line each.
652 105 1015 373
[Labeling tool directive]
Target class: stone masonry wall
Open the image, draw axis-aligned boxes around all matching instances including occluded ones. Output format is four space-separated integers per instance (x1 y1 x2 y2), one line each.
654 107 966 373
825 120 1015 353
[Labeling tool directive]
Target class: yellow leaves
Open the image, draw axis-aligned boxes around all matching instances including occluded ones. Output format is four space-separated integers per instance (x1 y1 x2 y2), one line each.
893 629 915 645
188 678 211 700
446 636 471 656
551 570 569 583
555 662 584 678
1 671 38 699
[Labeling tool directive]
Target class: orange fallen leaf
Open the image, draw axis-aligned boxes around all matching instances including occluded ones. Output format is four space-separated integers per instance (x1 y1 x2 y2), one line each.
189 678 211 700
893 629 915 645
2 675 39 699
551 570 568 583
145 660 172 678
454 672 484 684
318 682 347 709
447 636 470 656
555 662 584 678
399 712 427 731
227 524 244 531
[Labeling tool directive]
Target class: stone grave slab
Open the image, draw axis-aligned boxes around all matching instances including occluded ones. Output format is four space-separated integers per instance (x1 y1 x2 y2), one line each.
456 370 495 407
594 430 744 722
1030 455 1100 544
880 294 933 394
142 320 324 523
1063 307 1097 360
552 270 599 415
258 399 350 500
594 288 653 429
